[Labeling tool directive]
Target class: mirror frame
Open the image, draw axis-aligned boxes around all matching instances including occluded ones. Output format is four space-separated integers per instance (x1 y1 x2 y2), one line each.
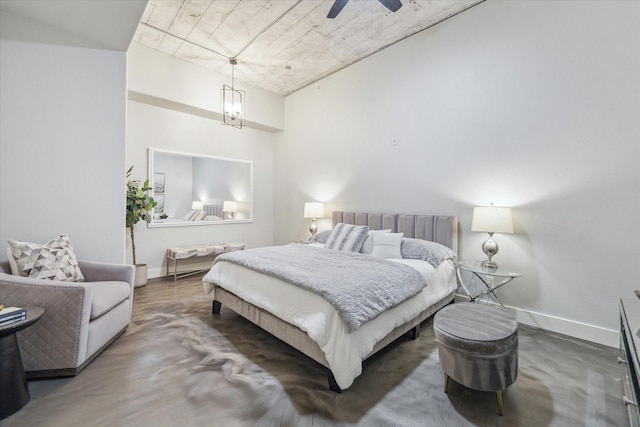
147 148 254 228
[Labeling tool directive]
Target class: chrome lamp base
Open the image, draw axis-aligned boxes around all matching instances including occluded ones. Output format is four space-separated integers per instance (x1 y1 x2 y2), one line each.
481 232 499 272
481 260 498 272
309 218 318 239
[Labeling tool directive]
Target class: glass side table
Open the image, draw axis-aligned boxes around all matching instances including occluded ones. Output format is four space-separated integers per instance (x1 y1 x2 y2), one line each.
455 262 522 309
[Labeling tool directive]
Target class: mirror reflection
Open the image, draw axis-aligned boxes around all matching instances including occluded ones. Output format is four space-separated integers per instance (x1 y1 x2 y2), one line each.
148 148 253 227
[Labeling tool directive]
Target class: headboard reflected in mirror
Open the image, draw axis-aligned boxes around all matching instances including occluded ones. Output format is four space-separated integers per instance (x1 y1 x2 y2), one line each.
148 148 253 227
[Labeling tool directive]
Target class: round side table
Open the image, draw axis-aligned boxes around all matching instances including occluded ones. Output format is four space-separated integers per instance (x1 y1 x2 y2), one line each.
0 307 45 420
455 262 521 309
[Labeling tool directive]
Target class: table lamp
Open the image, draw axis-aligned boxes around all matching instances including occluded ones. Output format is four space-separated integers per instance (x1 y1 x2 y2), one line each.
304 202 324 238
223 201 237 220
471 205 513 271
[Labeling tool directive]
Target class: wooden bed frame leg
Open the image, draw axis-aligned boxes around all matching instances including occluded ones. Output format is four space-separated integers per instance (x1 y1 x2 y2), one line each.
212 300 221 314
410 324 420 340
327 370 342 393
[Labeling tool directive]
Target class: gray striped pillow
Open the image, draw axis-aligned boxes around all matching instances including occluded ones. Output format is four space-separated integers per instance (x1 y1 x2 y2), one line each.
324 223 370 252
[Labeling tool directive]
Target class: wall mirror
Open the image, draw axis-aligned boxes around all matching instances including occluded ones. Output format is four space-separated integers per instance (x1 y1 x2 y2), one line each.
148 148 253 227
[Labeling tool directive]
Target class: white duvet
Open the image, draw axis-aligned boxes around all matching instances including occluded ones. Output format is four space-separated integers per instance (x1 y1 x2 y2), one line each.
203 257 457 389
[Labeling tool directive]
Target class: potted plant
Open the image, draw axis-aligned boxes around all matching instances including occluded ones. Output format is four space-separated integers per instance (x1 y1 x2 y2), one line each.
126 166 157 287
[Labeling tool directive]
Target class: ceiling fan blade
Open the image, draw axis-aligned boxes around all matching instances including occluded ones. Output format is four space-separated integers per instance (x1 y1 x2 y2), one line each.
327 0 349 18
378 0 402 13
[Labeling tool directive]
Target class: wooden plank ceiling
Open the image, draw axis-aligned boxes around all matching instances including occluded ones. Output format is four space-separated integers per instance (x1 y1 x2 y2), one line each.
133 0 482 96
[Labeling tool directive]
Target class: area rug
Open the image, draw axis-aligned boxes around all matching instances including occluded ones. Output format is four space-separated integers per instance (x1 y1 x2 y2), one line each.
5 281 626 427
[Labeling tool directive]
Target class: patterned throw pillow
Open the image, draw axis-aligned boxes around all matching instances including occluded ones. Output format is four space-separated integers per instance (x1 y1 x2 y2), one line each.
6 234 85 282
324 223 370 252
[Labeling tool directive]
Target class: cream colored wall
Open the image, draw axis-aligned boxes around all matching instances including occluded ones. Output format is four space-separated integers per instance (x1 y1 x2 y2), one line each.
126 45 279 278
274 0 640 346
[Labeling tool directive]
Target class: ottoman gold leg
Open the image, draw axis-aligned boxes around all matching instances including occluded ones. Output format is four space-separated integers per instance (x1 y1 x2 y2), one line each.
496 390 503 416
444 373 449 393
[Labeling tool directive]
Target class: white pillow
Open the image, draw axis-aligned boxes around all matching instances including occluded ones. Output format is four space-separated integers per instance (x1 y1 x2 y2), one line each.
371 232 404 259
360 229 392 254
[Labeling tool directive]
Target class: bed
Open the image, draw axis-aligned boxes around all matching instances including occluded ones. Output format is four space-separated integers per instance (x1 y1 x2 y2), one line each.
153 204 224 224
202 211 459 392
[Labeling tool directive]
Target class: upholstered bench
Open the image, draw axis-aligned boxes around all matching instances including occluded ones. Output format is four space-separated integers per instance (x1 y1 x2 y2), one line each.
433 302 518 415
166 242 245 281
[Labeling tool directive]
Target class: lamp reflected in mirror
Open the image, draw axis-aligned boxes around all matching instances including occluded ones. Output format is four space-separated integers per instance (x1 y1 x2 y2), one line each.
223 200 238 220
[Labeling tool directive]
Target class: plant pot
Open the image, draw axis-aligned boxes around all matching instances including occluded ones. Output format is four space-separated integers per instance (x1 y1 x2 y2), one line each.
134 264 148 288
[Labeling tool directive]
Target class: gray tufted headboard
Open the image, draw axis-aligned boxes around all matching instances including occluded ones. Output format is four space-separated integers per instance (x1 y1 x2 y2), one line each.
332 211 459 254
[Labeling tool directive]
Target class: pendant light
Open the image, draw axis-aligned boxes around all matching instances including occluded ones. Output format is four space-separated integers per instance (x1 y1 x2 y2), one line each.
221 58 244 129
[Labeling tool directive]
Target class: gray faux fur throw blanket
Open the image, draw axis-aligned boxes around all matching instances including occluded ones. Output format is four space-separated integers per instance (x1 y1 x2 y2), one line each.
214 244 427 332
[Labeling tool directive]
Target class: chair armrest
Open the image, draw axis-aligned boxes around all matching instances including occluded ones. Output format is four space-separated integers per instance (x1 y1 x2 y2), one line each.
0 272 93 371
0 271 90 293
78 260 135 286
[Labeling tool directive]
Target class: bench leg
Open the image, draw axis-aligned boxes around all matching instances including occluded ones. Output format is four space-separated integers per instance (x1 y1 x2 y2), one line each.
173 257 178 282
496 390 503 416
444 373 449 393
212 301 221 314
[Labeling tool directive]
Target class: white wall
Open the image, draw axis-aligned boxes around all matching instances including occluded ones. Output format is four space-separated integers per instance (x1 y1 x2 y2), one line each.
275 0 640 346
128 43 284 132
0 31 128 262
127 45 278 278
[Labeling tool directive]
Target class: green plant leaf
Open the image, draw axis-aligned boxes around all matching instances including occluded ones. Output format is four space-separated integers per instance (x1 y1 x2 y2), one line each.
126 166 157 263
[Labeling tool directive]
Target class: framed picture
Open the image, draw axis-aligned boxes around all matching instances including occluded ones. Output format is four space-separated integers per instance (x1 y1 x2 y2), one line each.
154 194 165 213
154 173 165 194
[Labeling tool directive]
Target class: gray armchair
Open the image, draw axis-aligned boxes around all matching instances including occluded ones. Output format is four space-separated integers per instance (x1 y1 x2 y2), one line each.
0 260 135 378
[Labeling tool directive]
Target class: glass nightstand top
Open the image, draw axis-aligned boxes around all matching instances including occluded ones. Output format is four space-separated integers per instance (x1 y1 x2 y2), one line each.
456 261 521 278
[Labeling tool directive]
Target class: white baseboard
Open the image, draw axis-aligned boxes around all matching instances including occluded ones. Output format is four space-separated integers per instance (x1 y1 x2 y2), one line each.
454 294 618 348
148 266 209 280
148 267 166 279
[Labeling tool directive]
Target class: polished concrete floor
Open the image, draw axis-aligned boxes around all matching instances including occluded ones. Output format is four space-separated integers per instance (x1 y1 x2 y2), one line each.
2 274 628 427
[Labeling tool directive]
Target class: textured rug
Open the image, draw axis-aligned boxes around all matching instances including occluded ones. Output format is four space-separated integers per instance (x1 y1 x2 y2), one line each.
3 278 627 427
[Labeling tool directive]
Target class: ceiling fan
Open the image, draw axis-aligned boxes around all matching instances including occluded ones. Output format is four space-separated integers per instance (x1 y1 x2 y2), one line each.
327 0 403 19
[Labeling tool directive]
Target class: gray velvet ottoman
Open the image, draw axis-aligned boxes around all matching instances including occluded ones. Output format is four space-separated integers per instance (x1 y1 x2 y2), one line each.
433 302 518 415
